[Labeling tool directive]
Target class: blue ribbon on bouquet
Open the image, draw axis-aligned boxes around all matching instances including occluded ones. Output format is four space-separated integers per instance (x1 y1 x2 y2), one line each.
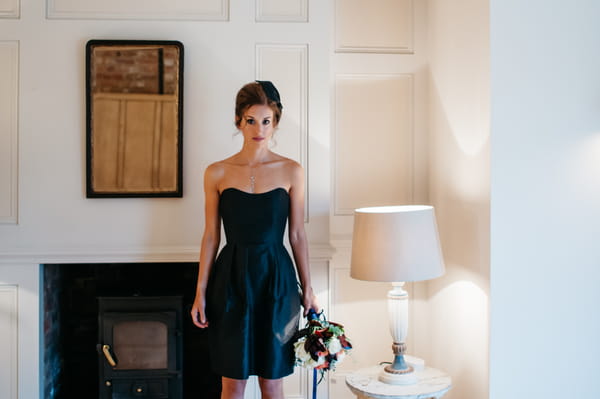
307 309 321 399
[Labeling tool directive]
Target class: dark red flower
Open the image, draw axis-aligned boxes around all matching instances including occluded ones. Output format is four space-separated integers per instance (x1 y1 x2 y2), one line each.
338 334 352 350
304 335 328 361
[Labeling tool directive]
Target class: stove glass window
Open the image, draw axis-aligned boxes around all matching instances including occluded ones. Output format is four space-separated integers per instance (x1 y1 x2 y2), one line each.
113 320 168 370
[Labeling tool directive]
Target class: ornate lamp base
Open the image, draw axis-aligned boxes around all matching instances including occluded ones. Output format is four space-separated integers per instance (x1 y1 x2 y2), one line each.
379 283 419 385
378 343 418 385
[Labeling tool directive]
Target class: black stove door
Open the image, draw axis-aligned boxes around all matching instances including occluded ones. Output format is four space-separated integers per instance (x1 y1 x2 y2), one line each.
98 311 180 399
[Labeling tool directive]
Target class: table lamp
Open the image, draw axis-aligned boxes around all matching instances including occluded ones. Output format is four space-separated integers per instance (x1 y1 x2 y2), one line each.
350 205 445 385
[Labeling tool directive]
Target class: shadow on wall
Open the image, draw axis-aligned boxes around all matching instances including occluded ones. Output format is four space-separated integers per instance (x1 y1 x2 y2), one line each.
423 71 490 399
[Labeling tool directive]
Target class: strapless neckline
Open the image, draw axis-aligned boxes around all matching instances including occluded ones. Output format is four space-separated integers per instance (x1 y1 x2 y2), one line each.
221 187 289 196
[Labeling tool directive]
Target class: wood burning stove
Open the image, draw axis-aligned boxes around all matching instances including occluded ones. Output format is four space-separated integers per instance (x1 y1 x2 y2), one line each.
97 296 183 399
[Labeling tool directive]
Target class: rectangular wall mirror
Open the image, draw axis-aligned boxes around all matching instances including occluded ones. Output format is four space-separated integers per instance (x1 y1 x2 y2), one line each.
86 40 184 197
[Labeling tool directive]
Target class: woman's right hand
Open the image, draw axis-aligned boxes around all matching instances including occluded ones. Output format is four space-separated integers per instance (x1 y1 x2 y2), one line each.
190 295 209 328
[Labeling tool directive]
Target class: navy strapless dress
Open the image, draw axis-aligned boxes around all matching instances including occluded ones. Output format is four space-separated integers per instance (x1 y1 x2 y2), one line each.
206 187 301 379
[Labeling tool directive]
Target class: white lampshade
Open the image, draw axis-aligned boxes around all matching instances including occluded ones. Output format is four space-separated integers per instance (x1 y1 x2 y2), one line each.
350 205 445 282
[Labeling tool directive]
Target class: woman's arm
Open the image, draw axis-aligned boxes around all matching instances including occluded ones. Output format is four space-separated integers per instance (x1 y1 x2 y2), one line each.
288 162 319 316
191 164 222 328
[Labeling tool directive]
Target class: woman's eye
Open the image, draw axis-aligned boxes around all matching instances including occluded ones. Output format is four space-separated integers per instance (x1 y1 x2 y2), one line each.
246 118 255 125
262 119 271 126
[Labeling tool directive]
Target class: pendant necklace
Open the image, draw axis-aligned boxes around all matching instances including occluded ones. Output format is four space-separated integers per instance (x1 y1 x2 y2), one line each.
248 156 264 193
249 166 256 193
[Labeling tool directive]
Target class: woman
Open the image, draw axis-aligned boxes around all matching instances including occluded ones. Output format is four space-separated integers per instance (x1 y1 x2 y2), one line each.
191 81 319 399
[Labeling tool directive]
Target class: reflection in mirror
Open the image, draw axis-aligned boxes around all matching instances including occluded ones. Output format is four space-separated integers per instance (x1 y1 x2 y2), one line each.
86 40 183 197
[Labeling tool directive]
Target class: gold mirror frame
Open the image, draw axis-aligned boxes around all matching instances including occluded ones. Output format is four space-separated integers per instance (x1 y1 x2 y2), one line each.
86 40 184 197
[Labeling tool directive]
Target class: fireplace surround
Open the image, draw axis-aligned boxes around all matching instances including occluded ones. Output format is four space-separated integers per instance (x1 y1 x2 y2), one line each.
42 262 221 399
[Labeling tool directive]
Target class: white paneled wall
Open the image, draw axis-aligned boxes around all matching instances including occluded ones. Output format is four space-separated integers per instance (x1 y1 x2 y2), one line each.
335 0 413 53
256 0 307 22
0 0 18 18
0 285 17 399
329 1 433 398
0 265 39 399
256 44 309 219
0 0 492 398
281 365 308 399
46 0 229 20
0 1 332 398
331 0 428 238
334 74 414 215
256 44 308 168
0 41 18 224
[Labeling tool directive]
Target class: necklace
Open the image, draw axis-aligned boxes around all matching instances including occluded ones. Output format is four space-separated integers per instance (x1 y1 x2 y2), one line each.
246 156 265 193
249 164 257 193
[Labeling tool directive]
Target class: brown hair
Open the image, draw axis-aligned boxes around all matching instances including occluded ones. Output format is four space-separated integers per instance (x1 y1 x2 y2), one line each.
235 81 283 128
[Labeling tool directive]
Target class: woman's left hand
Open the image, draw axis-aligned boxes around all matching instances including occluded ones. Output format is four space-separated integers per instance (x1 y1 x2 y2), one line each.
301 287 320 317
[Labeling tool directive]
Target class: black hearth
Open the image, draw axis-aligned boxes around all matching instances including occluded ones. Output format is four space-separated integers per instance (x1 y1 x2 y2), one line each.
42 263 221 399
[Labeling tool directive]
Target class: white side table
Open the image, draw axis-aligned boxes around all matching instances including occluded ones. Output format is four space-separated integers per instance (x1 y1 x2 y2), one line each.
345 365 452 399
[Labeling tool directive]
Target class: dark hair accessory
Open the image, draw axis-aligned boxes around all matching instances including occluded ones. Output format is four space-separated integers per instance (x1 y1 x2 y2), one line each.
256 80 283 111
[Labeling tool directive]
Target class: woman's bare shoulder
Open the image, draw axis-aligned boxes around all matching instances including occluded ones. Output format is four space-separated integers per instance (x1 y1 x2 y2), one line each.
284 157 304 176
270 155 303 187
204 160 230 185
206 152 244 171
269 153 301 169
205 160 224 174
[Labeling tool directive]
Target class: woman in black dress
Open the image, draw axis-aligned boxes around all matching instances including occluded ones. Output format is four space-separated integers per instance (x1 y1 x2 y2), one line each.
191 81 319 399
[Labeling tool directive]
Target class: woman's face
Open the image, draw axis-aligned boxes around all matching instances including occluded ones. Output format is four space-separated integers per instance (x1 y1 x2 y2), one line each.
239 104 276 145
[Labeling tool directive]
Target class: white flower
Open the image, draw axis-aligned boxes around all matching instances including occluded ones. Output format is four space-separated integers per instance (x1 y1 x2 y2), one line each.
294 338 312 364
326 337 342 354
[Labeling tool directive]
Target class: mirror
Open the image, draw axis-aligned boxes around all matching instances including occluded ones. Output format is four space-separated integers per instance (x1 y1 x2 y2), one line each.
86 40 183 197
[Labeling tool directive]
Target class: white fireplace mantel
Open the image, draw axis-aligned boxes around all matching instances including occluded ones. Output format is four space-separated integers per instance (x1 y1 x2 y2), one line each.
0 243 336 265
0 243 335 399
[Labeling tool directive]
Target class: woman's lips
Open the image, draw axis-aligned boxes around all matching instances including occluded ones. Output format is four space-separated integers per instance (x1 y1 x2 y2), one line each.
252 137 265 141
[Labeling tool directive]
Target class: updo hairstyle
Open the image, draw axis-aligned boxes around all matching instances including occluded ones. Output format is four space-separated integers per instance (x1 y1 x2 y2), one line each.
235 81 283 128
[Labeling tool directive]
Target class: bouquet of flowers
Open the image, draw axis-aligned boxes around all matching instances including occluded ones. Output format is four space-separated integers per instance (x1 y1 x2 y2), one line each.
293 309 352 379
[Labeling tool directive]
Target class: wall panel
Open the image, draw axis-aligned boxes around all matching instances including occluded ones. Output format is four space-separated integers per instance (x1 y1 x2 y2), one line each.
335 0 413 53
0 0 19 18
47 0 229 20
256 0 307 22
330 265 390 369
0 41 19 224
282 368 307 399
334 74 414 215
0 285 18 399
256 44 309 219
